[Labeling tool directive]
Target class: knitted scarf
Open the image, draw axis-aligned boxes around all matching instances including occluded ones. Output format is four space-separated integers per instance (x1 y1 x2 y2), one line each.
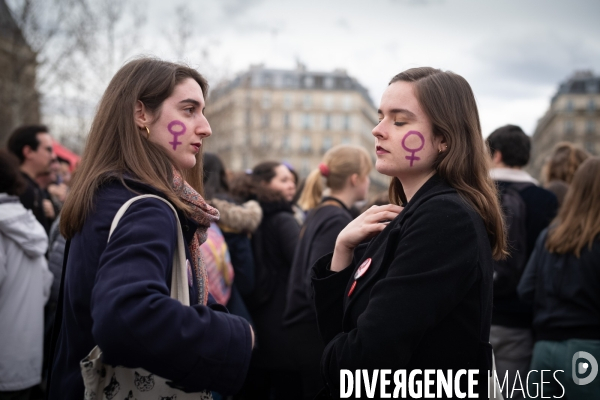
172 170 219 305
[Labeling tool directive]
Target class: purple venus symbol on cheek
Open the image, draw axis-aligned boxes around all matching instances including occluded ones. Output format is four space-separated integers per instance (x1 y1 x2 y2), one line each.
401 130 425 167
167 120 186 150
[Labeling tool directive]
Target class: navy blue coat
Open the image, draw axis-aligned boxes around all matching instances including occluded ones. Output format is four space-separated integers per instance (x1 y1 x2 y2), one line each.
48 178 252 400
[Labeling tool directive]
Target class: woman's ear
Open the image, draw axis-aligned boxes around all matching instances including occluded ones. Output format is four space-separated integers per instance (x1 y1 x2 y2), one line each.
134 100 151 129
349 173 359 187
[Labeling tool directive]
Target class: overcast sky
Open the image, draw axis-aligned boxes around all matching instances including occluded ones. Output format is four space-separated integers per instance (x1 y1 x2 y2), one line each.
112 0 600 136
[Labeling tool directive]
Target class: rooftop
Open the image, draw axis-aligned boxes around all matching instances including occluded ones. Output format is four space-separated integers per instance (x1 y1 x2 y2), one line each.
552 70 600 102
209 63 375 107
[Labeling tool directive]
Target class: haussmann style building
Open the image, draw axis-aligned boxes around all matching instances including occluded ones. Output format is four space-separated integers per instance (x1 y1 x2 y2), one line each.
528 70 600 180
204 63 388 191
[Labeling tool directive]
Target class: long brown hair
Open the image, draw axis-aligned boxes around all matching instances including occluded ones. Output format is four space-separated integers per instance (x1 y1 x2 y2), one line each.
61 58 208 239
543 142 590 184
546 157 600 257
297 145 372 210
388 67 506 259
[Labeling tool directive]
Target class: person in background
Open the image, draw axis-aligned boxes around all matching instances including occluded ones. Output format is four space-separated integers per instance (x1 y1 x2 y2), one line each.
240 161 302 400
541 142 589 207
48 58 253 400
486 124 558 399
284 144 372 399
202 152 261 325
0 150 53 400
7 125 56 235
519 157 600 399
312 67 503 398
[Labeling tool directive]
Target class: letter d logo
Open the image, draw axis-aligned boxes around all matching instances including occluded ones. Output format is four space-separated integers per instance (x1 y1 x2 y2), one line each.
572 351 598 385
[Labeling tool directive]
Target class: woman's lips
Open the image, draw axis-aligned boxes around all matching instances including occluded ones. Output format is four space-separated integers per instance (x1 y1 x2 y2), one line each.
191 143 201 152
376 146 390 155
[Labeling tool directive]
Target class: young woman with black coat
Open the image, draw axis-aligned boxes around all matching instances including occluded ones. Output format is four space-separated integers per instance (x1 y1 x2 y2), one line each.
311 67 506 399
518 157 600 399
239 161 302 400
283 144 372 399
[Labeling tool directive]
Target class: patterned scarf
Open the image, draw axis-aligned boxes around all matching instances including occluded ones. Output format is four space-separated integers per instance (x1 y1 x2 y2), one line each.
172 170 219 305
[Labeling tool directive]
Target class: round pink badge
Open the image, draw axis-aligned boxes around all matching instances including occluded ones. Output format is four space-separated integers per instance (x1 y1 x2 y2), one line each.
354 258 372 280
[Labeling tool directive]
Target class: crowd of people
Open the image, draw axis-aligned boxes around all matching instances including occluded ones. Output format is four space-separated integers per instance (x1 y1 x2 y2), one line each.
0 57 598 400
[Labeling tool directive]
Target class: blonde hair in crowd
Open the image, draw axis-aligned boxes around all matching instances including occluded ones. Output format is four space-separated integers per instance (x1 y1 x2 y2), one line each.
546 157 600 257
297 145 372 211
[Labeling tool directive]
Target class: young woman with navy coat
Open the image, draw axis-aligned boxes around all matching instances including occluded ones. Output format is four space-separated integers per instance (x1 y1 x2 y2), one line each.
311 67 506 399
48 58 253 400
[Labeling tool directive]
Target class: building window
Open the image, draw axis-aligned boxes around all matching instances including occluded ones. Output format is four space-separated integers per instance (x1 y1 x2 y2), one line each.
322 136 332 152
284 93 294 109
566 100 574 112
564 120 575 137
283 112 291 128
301 135 312 152
324 77 334 89
261 133 270 147
262 93 271 108
323 114 331 130
261 113 270 128
281 135 290 150
324 95 334 110
304 76 314 88
262 74 272 86
303 94 312 109
588 99 596 113
586 120 595 135
343 115 351 131
301 159 311 176
341 137 351 145
302 113 312 129
343 95 353 110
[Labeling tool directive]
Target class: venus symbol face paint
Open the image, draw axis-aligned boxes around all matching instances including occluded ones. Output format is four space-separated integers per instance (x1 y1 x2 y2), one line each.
401 130 425 167
167 120 186 150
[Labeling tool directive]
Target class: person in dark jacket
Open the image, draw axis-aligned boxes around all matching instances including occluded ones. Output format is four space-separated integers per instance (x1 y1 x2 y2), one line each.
311 67 506 399
239 161 302 400
518 157 600 399
486 124 559 398
47 58 253 400
283 144 372 399
7 125 57 234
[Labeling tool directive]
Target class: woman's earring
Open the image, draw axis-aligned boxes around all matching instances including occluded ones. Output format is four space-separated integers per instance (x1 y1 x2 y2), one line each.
145 126 150 139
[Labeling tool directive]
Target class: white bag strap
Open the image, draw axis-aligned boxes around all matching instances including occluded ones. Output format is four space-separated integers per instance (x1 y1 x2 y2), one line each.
108 194 190 306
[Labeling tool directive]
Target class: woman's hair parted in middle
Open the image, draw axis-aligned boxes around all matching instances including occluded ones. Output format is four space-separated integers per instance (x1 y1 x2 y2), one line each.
388 67 506 259
297 144 372 211
60 57 209 239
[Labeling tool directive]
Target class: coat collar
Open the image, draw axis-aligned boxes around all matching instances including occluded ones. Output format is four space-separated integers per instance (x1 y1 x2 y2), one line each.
390 174 455 232
342 174 456 312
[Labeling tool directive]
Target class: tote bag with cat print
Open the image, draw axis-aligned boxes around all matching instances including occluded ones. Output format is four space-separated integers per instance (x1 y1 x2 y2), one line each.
79 195 213 400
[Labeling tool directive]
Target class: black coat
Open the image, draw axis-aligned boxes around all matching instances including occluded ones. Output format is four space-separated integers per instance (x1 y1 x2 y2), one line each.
248 200 301 369
311 175 494 399
518 229 600 342
284 197 353 327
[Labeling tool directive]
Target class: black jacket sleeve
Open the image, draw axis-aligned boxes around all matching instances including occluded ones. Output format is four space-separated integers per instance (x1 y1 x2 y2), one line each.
90 198 252 394
517 229 547 306
319 198 480 394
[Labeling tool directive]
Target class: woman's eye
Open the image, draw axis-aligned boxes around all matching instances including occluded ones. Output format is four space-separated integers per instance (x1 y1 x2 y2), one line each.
394 122 406 127
185 108 194 114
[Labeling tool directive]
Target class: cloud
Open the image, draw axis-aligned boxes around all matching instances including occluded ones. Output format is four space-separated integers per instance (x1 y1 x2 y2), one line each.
472 30 600 98
220 0 264 18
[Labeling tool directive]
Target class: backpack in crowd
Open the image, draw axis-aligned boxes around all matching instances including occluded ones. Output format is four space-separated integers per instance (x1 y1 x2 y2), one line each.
493 182 533 297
